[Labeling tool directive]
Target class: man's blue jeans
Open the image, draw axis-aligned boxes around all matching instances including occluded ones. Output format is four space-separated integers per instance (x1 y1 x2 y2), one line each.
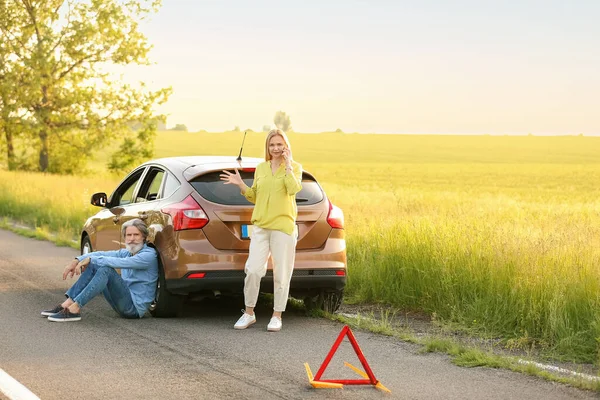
65 262 139 318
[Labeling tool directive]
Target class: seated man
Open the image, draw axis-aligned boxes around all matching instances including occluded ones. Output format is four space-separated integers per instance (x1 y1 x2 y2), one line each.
41 218 159 322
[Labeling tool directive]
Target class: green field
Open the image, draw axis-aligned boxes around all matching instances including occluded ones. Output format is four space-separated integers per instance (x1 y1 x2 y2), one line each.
2 131 600 363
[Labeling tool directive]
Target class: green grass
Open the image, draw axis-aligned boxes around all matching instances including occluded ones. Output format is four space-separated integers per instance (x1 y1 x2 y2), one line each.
327 311 600 392
0 170 118 240
2 131 600 363
0 218 79 249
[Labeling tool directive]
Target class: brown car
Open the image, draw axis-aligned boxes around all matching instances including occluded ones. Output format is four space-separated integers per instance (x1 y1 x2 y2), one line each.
82 156 346 317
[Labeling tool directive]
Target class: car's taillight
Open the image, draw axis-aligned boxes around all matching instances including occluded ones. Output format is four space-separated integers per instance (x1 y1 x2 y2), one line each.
187 272 206 279
335 270 346 276
327 200 344 229
162 195 209 231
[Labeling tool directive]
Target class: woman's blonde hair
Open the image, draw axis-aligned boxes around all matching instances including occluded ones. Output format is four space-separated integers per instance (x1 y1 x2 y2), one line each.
264 128 292 161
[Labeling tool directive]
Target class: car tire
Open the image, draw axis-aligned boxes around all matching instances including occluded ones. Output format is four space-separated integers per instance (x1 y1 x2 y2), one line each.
81 235 93 255
304 289 344 313
149 266 183 318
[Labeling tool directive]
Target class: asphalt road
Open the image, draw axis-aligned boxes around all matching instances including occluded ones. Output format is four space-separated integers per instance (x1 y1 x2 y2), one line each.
0 229 596 400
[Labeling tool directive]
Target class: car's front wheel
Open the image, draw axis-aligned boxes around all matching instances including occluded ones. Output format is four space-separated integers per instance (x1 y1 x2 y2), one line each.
81 235 93 255
304 289 344 313
149 266 183 318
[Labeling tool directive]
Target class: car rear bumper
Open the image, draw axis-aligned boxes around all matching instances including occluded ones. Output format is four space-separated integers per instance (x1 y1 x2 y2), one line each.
166 269 346 295
160 228 347 280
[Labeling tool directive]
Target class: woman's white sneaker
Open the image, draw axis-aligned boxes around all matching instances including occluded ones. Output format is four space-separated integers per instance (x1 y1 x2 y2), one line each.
234 310 256 329
267 316 282 332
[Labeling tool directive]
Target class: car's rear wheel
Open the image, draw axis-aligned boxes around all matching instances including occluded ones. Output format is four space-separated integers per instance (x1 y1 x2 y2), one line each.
304 289 343 313
81 235 92 255
149 266 183 318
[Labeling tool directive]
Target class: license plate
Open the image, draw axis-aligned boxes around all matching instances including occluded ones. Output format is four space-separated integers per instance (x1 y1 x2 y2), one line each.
241 224 254 239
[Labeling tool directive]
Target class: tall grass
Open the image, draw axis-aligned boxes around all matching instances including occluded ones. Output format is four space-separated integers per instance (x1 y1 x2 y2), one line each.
341 173 600 362
0 170 119 240
2 132 600 362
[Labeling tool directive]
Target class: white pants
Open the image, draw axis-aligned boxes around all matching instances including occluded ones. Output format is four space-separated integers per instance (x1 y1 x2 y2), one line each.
244 226 298 312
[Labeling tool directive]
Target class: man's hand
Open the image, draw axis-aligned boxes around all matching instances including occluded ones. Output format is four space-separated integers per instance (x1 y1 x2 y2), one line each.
62 258 90 280
76 257 91 275
63 259 79 280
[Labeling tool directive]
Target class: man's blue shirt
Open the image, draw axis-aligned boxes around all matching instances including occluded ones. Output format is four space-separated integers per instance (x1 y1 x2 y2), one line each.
76 244 158 317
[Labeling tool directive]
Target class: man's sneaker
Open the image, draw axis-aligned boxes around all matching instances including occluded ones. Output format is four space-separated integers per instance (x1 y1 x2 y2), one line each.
234 310 256 330
47 308 81 322
267 316 282 332
41 304 64 317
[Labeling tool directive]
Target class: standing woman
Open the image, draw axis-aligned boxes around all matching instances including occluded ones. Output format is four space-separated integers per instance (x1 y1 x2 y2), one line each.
220 129 302 332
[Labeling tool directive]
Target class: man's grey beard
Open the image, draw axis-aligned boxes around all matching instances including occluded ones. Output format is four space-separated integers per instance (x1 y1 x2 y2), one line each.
126 242 144 254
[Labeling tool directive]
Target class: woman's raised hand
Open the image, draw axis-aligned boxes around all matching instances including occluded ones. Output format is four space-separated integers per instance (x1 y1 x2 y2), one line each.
282 148 293 167
220 169 244 187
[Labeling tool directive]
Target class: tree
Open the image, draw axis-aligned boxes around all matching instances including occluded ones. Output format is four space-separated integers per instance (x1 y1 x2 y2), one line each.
0 6 32 170
274 111 292 132
0 0 171 173
170 124 188 132
0 36 18 170
262 125 271 132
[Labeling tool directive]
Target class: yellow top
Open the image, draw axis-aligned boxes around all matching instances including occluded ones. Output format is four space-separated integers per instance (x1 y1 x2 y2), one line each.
243 160 303 235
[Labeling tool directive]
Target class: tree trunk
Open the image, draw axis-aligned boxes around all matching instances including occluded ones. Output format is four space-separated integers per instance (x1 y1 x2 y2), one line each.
5 127 15 170
39 81 50 172
39 130 49 172
0 97 16 170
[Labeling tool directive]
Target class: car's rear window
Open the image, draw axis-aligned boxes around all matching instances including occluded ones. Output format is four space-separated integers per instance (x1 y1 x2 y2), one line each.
190 171 324 205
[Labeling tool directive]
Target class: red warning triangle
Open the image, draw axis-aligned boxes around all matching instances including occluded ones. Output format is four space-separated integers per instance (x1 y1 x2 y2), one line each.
313 325 378 385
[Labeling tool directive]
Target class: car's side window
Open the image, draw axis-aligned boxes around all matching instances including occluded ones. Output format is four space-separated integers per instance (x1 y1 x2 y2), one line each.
162 173 180 199
111 169 145 206
136 168 165 203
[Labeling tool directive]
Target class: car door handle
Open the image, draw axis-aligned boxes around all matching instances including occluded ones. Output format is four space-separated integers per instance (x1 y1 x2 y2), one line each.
138 212 148 220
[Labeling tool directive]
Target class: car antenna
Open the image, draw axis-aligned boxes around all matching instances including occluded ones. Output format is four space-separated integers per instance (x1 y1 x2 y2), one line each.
236 130 247 163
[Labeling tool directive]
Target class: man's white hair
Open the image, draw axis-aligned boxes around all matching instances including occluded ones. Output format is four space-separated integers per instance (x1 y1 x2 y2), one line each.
121 218 148 241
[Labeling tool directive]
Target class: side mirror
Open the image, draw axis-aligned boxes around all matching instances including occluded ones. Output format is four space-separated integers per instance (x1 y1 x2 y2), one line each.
91 192 108 207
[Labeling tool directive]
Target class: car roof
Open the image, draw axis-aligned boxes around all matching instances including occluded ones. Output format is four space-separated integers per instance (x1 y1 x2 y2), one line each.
141 156 264 179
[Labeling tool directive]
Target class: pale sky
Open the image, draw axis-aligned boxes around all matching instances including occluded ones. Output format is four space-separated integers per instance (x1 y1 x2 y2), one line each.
127 0 599 134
